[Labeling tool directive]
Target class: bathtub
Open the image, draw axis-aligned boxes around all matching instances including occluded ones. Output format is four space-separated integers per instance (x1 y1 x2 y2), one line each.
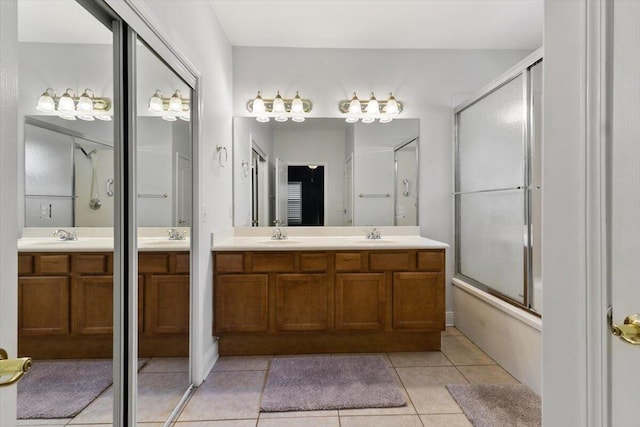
452 278 542 395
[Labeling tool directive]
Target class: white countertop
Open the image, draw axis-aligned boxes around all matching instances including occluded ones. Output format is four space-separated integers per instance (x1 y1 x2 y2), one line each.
212 227 448 251
18 228 190 252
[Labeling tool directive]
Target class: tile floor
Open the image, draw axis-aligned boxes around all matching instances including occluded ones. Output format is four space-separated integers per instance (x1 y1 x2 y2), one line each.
17 328 519 427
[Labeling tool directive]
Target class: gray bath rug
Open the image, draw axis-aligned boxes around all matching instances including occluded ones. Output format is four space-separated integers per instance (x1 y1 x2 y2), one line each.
446 384 541 427
18 358 150 419
261 355 406 412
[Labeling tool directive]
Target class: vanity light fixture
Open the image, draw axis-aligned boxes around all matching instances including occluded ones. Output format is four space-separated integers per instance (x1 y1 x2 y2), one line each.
36 88 112 121
147 89 191 122
339 92 403 124
246 91 313 123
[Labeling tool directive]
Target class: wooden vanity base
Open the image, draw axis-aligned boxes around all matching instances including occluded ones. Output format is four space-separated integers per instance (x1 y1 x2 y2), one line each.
214 249 445 356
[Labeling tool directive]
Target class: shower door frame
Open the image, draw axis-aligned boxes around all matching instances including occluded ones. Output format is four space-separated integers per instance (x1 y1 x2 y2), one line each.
453 48 543 314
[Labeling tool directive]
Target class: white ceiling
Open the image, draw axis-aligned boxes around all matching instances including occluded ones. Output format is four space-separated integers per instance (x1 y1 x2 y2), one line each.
209 0 543 50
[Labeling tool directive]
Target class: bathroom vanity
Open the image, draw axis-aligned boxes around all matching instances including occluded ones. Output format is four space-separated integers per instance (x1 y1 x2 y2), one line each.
17 233 190 359
212 228 447 355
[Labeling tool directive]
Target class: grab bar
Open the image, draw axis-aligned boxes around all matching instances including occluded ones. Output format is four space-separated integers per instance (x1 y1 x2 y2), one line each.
358 193 390 198
138 193 168 198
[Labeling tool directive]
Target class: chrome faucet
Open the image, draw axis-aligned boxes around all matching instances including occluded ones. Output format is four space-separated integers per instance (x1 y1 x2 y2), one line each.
365 228 381 240
53 229 77 241
271 227 288 240
167 229 186 240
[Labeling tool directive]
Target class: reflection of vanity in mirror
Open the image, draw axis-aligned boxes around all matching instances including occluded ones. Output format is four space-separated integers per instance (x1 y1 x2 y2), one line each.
233 117 419 227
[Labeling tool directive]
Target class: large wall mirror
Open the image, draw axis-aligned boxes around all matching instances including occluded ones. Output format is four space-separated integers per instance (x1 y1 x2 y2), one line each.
233 117 419 227
21 43 191 229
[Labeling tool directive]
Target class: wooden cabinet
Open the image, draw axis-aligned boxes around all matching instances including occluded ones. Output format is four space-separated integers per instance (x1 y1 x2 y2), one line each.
214 248 445 355
18 251 189 358
335 273 385 331
276 274 328 331
216 274 268 332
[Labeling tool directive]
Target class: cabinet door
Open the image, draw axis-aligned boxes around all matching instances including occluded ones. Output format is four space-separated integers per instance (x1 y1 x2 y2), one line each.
215 274 268 333
74 275 113 335
145 275 190 334
276 274 328 331
335 273 386 330
18 276 69 336
393 272 444 330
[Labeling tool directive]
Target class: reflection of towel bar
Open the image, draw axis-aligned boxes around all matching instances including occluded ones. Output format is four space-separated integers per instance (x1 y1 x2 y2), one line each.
138 193 168 198
358 193 390 198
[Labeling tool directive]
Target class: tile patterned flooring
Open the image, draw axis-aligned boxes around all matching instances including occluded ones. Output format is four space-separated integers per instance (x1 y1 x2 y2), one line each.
17 328 519 426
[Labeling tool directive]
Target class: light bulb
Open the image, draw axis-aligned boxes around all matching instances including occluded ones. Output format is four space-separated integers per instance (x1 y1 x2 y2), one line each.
272 91 285 114
292 115 305 123
366 93 379 116
252 91 266 114
77 89 94 113
36 88 56 113
345 117 359 123
256 114 270 123
385 93 399 115
178 114 190 122
379 116 393 124
168 90 183 113
348 93 361 114
291 91 304 114
148 89 164 113
162 115 177 122
94 113 112 121
57 89 76 115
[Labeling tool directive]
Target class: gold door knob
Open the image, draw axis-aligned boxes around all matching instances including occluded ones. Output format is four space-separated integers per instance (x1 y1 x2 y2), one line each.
611 314 640 345
0 348 32 387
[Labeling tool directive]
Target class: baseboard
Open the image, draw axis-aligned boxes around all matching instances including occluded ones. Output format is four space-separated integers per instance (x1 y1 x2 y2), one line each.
446 311 454 326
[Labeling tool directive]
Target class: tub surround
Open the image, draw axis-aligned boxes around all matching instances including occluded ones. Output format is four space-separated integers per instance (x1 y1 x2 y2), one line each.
212 227 448 355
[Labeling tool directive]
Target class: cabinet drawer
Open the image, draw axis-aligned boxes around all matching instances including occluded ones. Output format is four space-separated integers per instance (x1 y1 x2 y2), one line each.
216 253 244 273
335 253 362 271
73 254 109 274
175 253 190 273
139 254 170 273
370 252 411 271
18 255 33 275
300 253 328 272
417 250 444 272
38 255 70 274
252 253 295 272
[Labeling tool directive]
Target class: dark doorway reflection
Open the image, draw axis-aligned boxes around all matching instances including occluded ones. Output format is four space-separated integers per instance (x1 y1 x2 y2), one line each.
287 165 324 226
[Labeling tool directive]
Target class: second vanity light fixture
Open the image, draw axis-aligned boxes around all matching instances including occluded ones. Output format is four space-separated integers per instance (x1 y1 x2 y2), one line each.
148 89 191 122
339 92 402 124
36 88 112 121
247 91 313 123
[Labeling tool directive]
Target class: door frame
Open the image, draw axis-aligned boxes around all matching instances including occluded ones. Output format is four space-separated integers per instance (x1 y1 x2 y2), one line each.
542 0 610 425
287 162 329 226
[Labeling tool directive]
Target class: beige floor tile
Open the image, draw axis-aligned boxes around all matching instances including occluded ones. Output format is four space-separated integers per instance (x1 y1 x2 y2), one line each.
440 336 494 366
456 365 519 384
68 386 113 425
396 367 468 414
340 415 423 427
338 369 416 416
420 414 472 427
178 370 265 421
260 410 338 419
388 352 451 367
16 420 71 426
257 417 339 427
212 356 272 372
175 421 257 427
137 372 191 422
441 327 463 337
141 357 189 373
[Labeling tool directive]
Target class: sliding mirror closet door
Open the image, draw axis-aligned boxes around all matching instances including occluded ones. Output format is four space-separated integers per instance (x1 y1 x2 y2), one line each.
135 38 192 423
16 1 116 423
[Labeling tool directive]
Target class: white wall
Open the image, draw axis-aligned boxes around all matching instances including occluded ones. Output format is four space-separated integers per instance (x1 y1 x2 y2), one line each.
233 47 532 312
138 0 233 383
273 121 346 226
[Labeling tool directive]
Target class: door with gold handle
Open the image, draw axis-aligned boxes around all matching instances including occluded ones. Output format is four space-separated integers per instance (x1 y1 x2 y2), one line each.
609 312 640 345
0 348 31 387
